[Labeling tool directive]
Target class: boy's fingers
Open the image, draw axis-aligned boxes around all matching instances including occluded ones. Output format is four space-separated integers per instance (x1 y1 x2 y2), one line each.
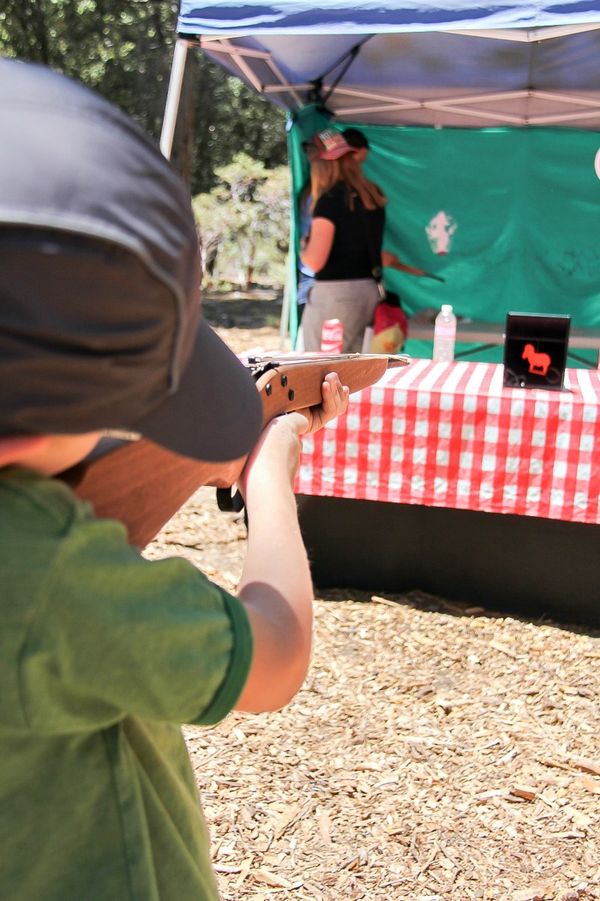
289 373 349 436
327 372 349 408
319 373 349 421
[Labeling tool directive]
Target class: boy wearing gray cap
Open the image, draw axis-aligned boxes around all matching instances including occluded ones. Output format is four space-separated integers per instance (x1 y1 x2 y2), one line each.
0 59 348 901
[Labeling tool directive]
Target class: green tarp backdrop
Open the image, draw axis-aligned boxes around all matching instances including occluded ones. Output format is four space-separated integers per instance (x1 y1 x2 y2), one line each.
289 112 600 361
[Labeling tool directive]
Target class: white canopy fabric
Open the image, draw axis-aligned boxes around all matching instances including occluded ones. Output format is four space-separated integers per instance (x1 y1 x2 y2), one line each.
169 2 600 131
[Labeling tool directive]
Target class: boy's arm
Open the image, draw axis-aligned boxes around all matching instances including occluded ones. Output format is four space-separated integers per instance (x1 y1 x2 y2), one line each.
234 374 348 713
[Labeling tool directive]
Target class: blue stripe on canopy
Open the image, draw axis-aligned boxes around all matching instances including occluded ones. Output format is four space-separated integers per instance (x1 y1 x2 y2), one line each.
178 1 600 36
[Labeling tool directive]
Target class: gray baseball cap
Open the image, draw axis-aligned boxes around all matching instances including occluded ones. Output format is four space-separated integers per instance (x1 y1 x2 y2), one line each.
0 58 263 463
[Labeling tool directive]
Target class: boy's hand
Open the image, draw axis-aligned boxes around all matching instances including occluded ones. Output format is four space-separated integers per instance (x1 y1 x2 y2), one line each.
239 372 349 497
291 371 349 435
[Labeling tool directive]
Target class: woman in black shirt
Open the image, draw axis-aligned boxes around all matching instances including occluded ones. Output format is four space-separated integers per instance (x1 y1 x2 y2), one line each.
300 129 424 352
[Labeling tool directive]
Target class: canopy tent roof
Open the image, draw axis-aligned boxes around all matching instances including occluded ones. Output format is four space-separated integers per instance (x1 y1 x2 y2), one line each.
176 2 600 129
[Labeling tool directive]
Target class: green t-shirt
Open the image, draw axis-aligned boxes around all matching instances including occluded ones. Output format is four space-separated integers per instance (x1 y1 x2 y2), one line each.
0 467 253 901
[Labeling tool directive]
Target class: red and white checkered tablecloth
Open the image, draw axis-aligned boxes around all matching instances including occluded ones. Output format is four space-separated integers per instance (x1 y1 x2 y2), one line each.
295 358 600 525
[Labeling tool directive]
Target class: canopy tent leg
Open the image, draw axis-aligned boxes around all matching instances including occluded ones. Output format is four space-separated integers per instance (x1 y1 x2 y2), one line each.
160 38 190 159
280 258 292 350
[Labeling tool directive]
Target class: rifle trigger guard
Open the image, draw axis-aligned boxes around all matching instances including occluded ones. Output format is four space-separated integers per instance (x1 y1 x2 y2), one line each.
216 487 245 514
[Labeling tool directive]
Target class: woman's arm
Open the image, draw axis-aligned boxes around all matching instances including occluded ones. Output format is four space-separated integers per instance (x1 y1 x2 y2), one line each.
300 217 335 274
381 249 427 277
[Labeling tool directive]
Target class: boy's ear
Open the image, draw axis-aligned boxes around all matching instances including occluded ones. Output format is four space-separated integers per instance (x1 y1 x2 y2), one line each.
0 435 50 467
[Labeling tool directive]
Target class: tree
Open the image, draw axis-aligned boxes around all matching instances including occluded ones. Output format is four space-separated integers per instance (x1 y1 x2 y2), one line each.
193 154 290 290
0 1 288 193
183 59 287 193
0 1 178 140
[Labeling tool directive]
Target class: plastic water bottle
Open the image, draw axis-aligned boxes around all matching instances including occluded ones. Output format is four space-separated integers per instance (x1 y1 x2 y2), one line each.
321 318 344 353
432 304 457 362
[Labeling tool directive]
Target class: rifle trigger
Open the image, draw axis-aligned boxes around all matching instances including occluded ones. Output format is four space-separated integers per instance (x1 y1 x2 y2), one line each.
216 487 245 514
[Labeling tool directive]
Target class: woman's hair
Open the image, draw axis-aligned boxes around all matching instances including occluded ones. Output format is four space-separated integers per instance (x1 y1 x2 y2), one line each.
310 154 386 212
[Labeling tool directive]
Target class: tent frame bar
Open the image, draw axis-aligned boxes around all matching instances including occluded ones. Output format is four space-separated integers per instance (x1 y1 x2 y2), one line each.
450 23 600 41
160 37 190 159
193 32 600 127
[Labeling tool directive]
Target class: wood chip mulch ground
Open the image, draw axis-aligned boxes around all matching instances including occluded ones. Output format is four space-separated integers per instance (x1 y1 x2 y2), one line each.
146 294 600 901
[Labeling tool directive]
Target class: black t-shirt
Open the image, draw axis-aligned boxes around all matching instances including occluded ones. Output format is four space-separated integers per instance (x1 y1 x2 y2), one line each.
312 181 385 281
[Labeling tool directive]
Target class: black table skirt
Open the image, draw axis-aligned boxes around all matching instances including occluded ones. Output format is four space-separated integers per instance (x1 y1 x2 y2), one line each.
296 494 600 628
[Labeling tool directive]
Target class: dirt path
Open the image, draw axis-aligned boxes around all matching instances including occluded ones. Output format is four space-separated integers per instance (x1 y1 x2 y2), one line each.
146 294 600 901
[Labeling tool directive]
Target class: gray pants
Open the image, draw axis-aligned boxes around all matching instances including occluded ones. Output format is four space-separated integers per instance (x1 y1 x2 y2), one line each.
301 278 380 353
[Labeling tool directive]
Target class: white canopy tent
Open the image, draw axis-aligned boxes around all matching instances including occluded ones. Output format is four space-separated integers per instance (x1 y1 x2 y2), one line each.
160 2 600 156
159 2 600 351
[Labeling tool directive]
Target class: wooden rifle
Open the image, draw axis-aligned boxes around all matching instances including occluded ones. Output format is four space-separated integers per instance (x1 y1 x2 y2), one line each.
60 353 409 549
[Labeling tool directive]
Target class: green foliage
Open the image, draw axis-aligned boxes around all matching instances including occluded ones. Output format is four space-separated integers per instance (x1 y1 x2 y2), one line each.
0 1 179 139
0 0 288 193
0 1 291 287
187 56 288 193
193 154 290 289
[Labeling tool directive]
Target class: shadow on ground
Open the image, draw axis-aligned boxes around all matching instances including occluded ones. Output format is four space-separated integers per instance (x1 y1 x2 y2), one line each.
202 288 283 331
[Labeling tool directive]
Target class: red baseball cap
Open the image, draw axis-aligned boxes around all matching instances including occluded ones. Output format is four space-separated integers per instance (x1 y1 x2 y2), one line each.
312 129 357 161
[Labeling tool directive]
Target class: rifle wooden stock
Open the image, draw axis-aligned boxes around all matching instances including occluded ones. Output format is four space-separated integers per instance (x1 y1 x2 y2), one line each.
60 353 409 549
